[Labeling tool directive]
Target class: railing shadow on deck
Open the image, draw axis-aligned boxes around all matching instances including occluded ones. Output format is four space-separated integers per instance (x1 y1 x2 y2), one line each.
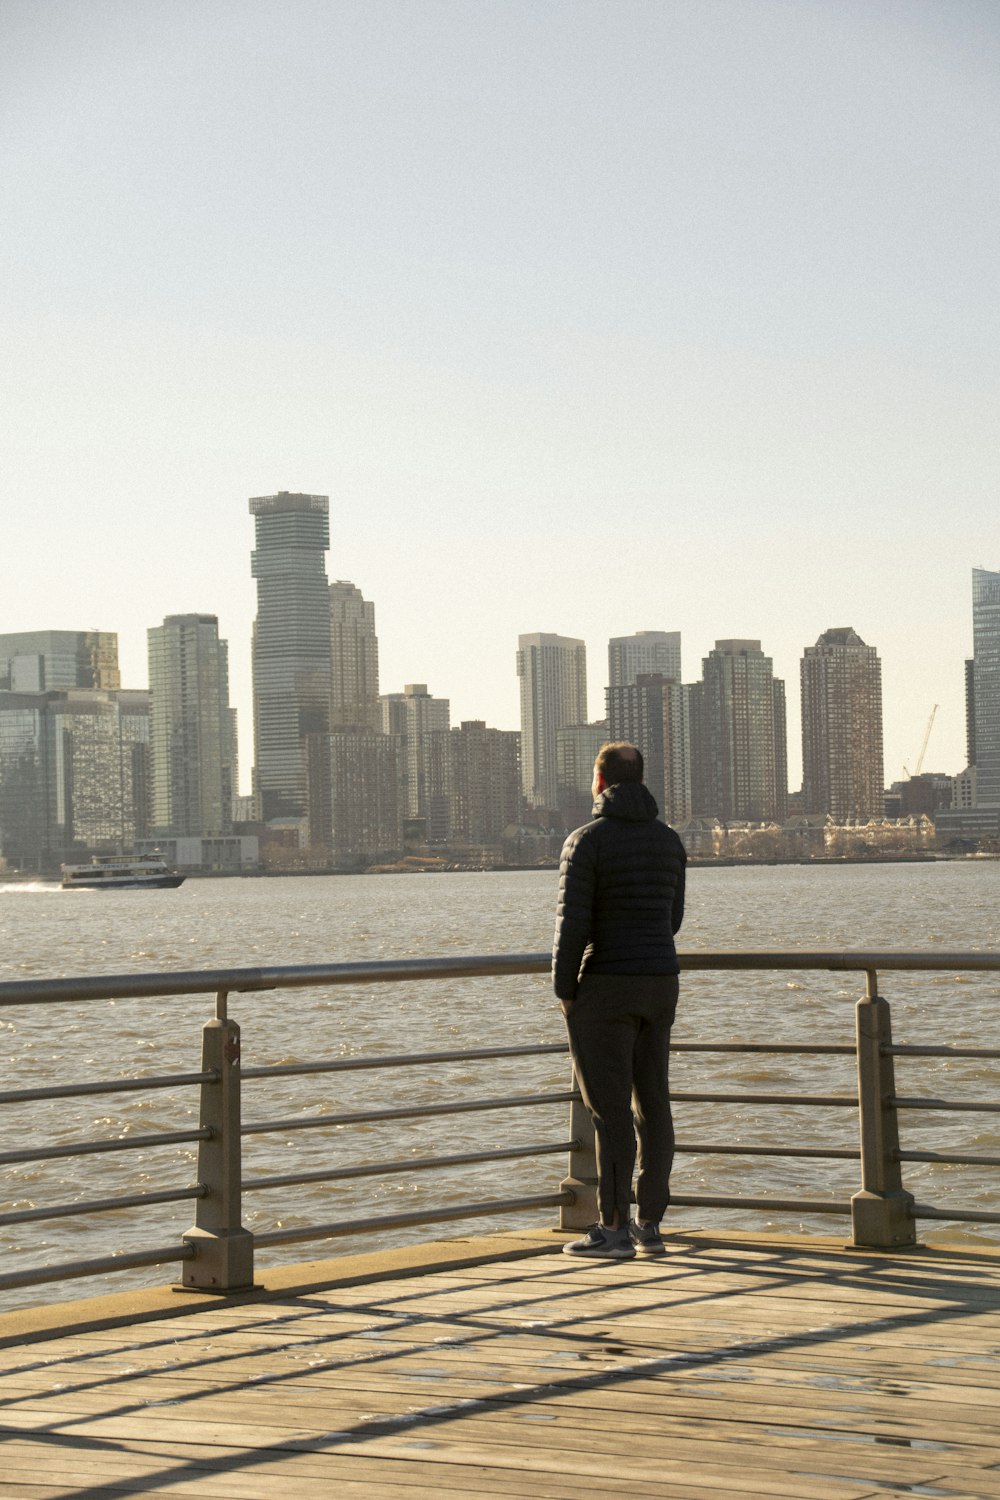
0 948 998 1302
2 1236 1000 1500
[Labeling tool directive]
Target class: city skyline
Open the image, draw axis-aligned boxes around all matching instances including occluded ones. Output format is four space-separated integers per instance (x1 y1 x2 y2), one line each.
0 547 992 801
3 2 997 791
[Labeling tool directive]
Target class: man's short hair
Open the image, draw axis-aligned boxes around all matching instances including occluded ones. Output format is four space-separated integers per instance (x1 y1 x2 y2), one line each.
596 741 644 785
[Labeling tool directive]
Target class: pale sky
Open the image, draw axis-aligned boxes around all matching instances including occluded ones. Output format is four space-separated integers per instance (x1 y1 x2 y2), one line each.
2 0 997 794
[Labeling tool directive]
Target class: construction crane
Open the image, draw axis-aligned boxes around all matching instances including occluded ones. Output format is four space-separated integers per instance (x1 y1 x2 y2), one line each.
902 705 939 779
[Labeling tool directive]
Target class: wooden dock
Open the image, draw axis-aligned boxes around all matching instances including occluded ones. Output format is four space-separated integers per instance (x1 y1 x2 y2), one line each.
0 1228 999 1498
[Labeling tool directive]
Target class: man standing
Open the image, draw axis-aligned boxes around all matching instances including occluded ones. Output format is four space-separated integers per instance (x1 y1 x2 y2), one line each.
552 741 686 1258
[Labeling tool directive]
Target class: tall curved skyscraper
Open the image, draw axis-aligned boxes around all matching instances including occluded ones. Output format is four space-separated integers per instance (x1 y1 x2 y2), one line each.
249 492 332 821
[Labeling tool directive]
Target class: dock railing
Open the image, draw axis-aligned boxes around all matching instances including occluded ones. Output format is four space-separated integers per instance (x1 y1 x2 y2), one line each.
0 949 998 1299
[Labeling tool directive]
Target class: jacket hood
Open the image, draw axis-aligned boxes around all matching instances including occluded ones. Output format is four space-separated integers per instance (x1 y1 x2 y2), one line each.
593 781 660 823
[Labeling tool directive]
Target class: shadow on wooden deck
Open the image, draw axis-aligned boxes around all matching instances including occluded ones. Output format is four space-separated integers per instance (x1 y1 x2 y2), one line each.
0 1229 999 1498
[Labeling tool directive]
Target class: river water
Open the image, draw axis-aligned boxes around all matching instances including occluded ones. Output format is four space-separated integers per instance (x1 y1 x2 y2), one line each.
0 862 998 1307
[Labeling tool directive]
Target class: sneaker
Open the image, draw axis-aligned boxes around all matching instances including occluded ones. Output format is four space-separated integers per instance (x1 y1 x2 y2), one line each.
562 1223 636 1259
628 1218 665 1255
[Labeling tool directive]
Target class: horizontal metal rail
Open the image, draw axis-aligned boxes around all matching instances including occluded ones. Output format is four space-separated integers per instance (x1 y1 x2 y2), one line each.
911 1205 1000 1225
0 1074 215 1110
671 1193 853 1216
676 1141 860 1160
671 1042 856 1054
893 1096 1000 1112
0 1244 194 1294
887 1045 1000 1058
900 1149 1000 1167
244 1141 575 1193
0 1128 210 1168
242 1041 567 1080
0 1072 215 1106
0 1186 205 1228
242 1090 577 1137
2 948 1000 1010
671 1090 858 1107
253 1191 570 1249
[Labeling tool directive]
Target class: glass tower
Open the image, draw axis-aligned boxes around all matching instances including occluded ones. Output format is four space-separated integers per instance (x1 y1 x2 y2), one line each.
972 568 1000 807
250 492 332 821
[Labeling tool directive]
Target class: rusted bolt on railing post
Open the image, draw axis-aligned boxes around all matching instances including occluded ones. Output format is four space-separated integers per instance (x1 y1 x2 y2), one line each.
180 990 255 1292
560 1068 598 1229
850 969 916 1250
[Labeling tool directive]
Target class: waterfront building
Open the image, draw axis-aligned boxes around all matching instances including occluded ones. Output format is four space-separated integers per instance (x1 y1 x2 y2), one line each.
607 674 691 824
449 721 521 847
517 633 587 810
608 630 681 689
0 689 150 872
148 615 233 838
330 580 380 732
800 627 884 820
690 640 788 821
329 731 402 865
554 720 608 828
249 491 332 821
0 630 120 692
380 684 451 841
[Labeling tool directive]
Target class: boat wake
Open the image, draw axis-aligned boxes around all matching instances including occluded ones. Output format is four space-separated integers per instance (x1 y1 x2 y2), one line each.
0 882 63 894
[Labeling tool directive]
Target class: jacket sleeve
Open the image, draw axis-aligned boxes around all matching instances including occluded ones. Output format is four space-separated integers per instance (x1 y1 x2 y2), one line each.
671 848 686 937
551 829 597 1001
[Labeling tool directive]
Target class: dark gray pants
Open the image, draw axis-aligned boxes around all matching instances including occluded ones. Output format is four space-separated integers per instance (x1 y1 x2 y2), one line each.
565 972 679 1226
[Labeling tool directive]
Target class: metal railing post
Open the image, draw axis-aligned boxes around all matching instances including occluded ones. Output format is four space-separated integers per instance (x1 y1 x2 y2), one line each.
180 991 255 1291
851 970 916 1249
560 1066 598 1228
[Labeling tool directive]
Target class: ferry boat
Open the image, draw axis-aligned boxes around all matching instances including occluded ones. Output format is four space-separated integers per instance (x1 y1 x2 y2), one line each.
60 854 185 890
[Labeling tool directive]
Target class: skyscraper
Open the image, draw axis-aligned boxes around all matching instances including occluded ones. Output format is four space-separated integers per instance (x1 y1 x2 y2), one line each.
516 633 587 810
0 688 150 872
330 580 380 732
249 492 332 820
148 615 233 837
800 627 884 820
450 721 521 846
380 683 451 840
691 640 787 821
608 631 681 689
971 568 1000 808
607 674 691 824
0 631 120 692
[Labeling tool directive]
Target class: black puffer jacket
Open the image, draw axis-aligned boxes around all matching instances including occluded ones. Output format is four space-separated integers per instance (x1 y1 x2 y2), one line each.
551 782 686 1002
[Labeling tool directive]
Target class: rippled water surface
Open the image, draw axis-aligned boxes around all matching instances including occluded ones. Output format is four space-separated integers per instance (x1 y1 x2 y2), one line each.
0 861 998 1307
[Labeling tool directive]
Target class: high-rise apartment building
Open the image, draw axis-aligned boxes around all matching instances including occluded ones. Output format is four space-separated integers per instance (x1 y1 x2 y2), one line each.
0 631 120 693
0 689 150 872
800 627 884 819
608 631 681 689
607 674 691 824
330 580 380 732
148 615 233 838
971 568 1000 808
516 633 587 810
691 640 787 821
249 492 332 821
380 684 451 840
329 731 402 865
450 722 521 846
553 720 608 827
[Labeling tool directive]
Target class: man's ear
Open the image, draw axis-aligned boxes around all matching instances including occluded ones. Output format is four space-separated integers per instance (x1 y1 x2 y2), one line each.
594 772 606 793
